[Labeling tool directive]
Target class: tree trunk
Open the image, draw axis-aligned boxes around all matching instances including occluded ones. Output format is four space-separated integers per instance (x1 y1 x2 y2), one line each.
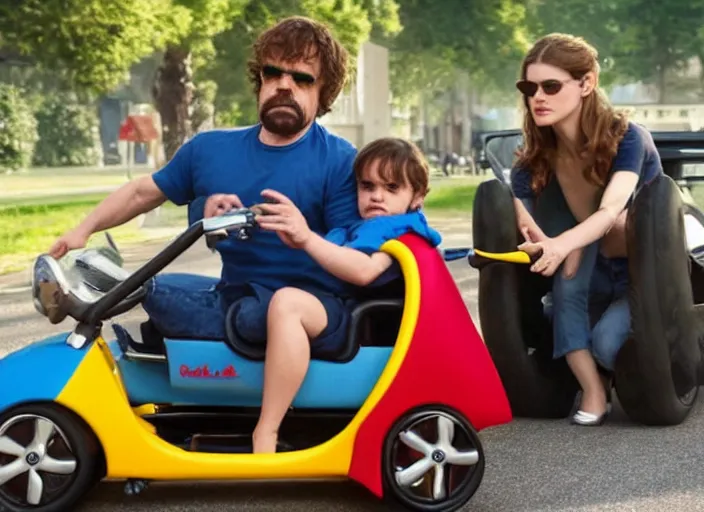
698 52 704 102
459 71 471 159
421 94 432 151
657 64 667 104
152 46 194 162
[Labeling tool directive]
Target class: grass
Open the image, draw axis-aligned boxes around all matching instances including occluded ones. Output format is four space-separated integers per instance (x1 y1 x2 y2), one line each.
0 177 482 276
0 195 185 275
689 185 704 211
424 184 477 213
0 166 153 198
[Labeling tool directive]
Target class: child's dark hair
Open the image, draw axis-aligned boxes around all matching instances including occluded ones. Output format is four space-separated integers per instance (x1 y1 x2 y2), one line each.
353 137 430 196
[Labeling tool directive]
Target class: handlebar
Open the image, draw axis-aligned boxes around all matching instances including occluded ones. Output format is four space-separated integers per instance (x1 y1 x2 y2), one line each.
33 208 257 330
468 248 541 270
84 208 257 325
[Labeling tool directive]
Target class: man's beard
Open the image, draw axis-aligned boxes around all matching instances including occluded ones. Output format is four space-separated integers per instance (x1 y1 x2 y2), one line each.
259 93 307 137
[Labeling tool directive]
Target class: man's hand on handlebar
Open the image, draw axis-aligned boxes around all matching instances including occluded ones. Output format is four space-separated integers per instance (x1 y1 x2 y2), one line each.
204 194 244 218
49 227 91 260
255 190 312 249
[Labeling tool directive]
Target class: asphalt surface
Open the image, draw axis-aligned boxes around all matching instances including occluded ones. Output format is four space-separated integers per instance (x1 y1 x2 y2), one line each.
2 220 704 511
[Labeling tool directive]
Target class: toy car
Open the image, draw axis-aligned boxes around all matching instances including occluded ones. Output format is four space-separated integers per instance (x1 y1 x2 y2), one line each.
0 208 512 512
470 129 704 426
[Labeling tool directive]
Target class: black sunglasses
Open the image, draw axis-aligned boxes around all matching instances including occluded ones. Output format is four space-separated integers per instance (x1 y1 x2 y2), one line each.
261 65 316 86
516 78 579 97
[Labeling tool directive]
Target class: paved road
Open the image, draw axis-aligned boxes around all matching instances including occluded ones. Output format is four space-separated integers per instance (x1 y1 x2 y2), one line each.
2 221 704 512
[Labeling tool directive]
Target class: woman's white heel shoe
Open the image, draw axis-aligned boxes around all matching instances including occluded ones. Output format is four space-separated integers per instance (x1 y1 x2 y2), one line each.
571 403 611 426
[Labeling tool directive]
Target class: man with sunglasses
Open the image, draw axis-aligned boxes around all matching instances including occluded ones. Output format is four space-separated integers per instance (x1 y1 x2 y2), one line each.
49 17 361 355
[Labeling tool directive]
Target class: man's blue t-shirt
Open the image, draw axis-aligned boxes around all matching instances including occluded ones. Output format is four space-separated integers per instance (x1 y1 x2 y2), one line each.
151 122 361 299
511 121 663 200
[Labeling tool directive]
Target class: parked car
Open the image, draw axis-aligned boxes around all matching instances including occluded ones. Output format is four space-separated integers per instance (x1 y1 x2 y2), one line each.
470 129 704 426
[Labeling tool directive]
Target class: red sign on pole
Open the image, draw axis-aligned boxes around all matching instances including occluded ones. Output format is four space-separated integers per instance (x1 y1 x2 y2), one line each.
118 115 159 143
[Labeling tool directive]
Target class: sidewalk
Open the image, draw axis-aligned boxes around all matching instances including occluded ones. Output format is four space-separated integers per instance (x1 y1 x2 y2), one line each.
1 173 482 202
0 215 473 294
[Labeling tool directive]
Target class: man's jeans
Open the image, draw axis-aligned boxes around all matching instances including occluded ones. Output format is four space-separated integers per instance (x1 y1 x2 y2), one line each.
140 273 355 358
142 273 228 340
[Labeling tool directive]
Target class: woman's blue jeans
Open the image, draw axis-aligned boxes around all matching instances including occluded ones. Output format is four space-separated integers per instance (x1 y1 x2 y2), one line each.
529 177 632 371
546 243 631 370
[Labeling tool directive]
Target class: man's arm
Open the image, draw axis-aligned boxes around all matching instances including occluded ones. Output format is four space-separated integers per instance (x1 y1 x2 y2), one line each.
76 176 166 235
49 176 167 259
49 136 197 258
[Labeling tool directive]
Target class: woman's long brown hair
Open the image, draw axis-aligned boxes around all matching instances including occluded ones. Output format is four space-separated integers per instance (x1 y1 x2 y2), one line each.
515 33 629 195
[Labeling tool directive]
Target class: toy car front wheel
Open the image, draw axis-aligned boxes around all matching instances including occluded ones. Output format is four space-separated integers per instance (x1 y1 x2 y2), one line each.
382 406 485 511
0 403 103 512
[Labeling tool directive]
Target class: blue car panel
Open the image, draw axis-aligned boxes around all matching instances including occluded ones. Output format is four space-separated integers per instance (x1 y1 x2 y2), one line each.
0 333 88 411
110 339 393 409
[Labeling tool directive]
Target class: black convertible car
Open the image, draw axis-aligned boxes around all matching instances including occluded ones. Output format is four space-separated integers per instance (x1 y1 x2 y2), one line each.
471 129 704 426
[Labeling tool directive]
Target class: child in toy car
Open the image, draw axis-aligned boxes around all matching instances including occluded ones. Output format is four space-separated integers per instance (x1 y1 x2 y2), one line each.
251 137 441 453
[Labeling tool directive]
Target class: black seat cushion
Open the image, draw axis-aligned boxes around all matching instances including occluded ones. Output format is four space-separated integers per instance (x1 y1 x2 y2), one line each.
224 296 405 363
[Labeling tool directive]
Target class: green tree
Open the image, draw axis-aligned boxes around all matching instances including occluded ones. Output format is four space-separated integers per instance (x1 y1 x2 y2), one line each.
608 0 704 102
523 0 704 102
0 0 187 93
0 84 39 172
696 27 704 100
32 93 103 167
152 0 247 160
386 0 530 104
522 0 620 64
0 0 246 161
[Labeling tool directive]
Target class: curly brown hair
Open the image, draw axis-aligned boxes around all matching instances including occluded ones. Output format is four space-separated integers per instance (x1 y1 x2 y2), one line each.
353 137 430 197
247 16 349 118
515 33 629 195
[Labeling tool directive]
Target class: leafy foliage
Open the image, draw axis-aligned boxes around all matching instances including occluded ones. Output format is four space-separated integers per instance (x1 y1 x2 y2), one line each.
523 0 704 100
385 0 530 103
608 0 704 101
0 0 188 93
0 84 39 172
32 94 103 167
170 0 248 66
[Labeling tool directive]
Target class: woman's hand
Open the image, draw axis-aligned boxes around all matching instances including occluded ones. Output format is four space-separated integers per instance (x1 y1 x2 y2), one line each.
254 189 312 249
520 224 547 243
518 236 573 276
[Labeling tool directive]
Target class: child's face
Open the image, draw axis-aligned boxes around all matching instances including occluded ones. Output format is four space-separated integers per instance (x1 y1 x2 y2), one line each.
357 160 423 219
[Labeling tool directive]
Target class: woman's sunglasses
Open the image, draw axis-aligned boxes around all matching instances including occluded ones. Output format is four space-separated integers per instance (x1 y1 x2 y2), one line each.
515 78 576 97
261 65 316 86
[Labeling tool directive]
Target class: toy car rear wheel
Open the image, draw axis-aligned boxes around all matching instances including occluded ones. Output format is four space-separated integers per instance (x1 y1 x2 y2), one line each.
0 403 103 512
382 406 484 512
